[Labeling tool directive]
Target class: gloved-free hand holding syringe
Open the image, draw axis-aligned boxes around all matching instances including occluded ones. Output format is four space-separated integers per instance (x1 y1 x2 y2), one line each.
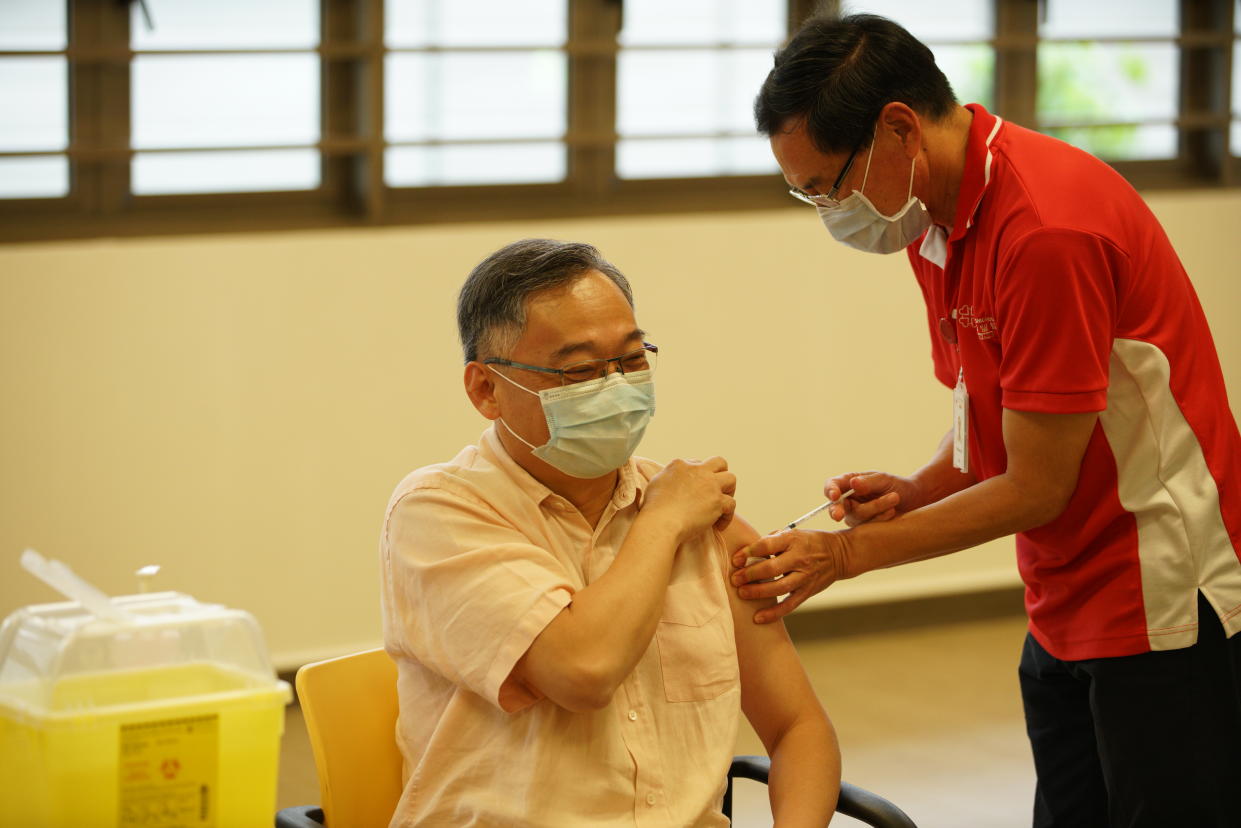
744 489 854 570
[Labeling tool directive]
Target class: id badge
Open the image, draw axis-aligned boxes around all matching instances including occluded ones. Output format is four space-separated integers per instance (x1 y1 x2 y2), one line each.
952 367 969 474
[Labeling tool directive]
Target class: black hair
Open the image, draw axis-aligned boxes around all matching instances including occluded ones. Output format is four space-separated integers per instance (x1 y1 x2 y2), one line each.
754 13 957 154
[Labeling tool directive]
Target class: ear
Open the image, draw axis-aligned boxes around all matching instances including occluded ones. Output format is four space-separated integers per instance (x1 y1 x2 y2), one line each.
879 102 923 159
464 362 501 420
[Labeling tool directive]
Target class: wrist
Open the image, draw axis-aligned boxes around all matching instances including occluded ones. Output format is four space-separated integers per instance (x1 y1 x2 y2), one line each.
833 527 863 580
902 472 929 512
907 463 966 510
633 507 689 548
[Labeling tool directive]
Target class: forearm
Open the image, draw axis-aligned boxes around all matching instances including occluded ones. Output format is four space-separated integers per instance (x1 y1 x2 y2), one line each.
841 470 1054 578
907 429 975 509
767 713 841 828
567 514 682 673
524 511 683 707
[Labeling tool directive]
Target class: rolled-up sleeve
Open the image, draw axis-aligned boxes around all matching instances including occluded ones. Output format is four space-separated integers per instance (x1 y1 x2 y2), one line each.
382 483 574 712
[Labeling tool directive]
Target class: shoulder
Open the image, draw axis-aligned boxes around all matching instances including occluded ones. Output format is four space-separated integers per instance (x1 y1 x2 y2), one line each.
385 443 498 517
380 444 534 567
989 126 1150 246
994 121 1119 190
631 455 663 483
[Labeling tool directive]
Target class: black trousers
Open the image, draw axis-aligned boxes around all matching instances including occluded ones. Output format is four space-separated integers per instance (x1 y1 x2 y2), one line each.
1018 592 1241 828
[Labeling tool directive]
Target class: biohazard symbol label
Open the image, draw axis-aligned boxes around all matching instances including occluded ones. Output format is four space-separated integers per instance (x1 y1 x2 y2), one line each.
119 714 217 827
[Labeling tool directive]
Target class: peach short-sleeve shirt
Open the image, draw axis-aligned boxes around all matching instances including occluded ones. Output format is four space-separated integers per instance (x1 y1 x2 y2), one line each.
380 426 741 826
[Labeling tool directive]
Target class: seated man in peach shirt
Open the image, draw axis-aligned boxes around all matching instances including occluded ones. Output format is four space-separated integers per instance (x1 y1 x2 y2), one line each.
380 238 840 826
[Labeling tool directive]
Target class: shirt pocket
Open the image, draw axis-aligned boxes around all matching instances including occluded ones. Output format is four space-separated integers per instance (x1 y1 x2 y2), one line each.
654 573 738 702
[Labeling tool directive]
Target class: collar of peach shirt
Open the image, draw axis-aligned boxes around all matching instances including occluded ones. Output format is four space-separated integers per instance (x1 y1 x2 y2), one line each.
477 425 646 514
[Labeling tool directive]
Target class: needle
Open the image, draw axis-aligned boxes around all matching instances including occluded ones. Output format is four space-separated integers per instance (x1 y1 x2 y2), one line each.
778 488 855 532
743 489 857 571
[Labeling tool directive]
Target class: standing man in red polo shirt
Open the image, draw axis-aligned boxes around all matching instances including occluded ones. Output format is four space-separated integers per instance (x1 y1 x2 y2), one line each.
734 12 1241 827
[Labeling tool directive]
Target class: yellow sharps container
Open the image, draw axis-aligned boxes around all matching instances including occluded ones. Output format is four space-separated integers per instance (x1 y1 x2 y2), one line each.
0 590 292 827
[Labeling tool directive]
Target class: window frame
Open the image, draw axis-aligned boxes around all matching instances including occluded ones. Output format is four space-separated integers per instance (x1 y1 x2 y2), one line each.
0 0 1235 243
992 0 1239 189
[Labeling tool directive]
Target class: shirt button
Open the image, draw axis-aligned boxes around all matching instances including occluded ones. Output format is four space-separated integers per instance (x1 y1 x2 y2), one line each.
645 793 656 806
628 709 638 721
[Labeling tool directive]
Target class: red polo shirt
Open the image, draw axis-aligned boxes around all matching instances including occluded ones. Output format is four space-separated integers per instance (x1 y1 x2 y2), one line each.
907 104 1241 660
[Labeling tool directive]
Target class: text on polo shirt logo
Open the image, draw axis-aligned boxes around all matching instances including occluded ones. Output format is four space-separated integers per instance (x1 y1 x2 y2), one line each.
955 304 997 341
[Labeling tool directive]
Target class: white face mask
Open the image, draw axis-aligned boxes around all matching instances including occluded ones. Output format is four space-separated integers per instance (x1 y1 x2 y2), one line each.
490 367 656 479
817 142 931 255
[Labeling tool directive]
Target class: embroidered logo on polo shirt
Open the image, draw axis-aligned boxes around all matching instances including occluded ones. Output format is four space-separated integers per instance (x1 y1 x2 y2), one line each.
955 304 998 341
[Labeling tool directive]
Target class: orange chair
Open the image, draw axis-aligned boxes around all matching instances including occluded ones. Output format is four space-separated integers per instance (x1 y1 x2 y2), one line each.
274 648 916 827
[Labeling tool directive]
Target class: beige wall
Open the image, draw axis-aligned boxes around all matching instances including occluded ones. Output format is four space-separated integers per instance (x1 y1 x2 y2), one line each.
2 190 1239 669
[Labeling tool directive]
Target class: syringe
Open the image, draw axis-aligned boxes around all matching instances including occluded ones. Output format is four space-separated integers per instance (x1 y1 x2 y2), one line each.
742 489 856 572
777 488 855 533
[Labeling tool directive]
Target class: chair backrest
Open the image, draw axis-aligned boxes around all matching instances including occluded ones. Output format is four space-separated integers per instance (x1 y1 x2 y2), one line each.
296 648 404 828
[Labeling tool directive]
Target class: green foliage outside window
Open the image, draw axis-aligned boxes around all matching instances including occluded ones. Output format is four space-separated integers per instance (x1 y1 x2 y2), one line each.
1037 43 1161 160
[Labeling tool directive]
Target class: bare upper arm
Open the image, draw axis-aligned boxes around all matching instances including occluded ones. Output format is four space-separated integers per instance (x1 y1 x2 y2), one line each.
1001 409 1098 519
718 517 828 753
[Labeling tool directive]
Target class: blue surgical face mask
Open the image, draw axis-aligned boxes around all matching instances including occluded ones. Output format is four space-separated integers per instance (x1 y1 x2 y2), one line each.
490 367 656 479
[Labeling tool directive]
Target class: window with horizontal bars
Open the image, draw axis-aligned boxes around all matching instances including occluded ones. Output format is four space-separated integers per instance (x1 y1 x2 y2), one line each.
0 0 1236 243
130 0 322 195
0 2 69 200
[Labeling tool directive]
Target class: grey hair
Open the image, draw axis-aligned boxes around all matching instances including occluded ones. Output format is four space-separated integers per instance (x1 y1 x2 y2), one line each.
457 239 634 363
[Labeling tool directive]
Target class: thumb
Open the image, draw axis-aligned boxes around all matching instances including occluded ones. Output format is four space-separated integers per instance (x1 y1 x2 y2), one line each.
732 531 791 566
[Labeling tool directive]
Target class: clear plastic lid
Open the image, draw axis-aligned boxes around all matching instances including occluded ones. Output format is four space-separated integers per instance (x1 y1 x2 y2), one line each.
0 591 285 716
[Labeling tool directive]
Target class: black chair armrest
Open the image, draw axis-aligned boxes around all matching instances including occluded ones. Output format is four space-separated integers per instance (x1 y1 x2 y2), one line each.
729 754 772 784
838 780 918 828
726 755 918 828
274 805 326 828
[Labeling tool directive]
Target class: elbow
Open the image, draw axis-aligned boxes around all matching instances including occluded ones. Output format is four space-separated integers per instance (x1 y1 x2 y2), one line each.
567 689 616 713
1022 483 1076 529
554 659 622 712
523 635 626 712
